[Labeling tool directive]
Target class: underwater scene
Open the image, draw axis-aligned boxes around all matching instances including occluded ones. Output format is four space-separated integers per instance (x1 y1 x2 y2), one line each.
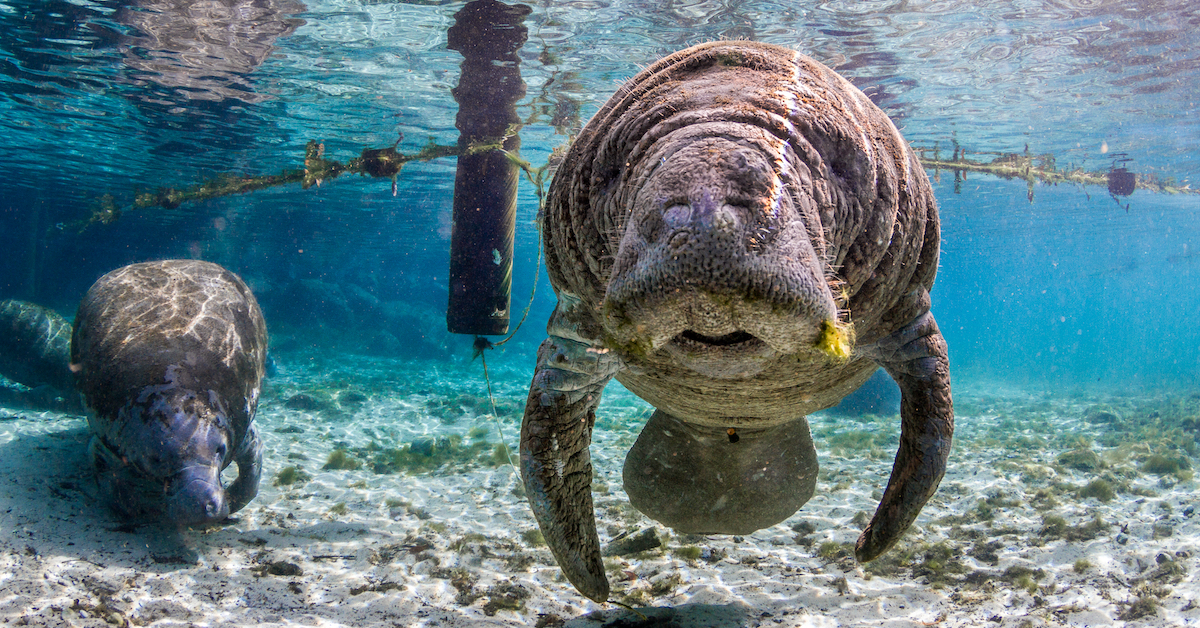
0 0 1198 626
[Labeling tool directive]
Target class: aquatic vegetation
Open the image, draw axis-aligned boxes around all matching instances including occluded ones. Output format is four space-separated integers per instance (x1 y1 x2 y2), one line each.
449 533 489 552
817 541 852 562
323 449 362 471
791 520 817 536
1040 514 1110 542
273 465 312 487
672 545 702 561
520 529 545 547
1057 447 1102 471
602 528 662 557
1002 565 1044 594
1140 453 1191 477
284 392 334 412
1119 596 1160 621
1083 406 1121 425
363 435 492 474
480 581 530 616
1030 488 1059 510
974 490 1023 521
913 542 968 588
468 426 489 440
490 443 513 466
649 572 682 597
1078 478 1116 502
329 502 349 516
1073 558 1092 573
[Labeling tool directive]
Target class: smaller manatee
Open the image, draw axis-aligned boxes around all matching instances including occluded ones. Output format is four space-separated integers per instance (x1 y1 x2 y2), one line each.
71 260 267 525
0 299 75 392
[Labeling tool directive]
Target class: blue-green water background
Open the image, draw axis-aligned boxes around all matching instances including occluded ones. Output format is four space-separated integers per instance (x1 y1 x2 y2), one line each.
1 0 1197 392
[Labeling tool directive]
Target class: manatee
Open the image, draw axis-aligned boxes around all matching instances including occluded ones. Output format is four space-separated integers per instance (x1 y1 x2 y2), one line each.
0 299 74 393
520 41 953 601
71 259 267 525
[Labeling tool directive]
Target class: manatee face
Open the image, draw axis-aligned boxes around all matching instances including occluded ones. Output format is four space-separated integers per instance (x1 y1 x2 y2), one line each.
603 135 840 379
91 369 236 524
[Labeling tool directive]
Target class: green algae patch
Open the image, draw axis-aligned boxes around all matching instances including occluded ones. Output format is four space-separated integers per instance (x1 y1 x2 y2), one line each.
815 319 853 361
362 435 493 475
520 528 546 547
1078 478 1116 502
1058 447 1102 471
274 465 313 487
1140 453 1191 476
1040 514 1110 542
323 449 362 471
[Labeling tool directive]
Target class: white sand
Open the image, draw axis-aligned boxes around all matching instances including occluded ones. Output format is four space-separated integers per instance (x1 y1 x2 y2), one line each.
1 354 1197 627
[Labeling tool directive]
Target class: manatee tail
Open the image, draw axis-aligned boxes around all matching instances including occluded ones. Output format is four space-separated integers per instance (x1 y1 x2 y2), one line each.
856 310 954 561
623 411 818 535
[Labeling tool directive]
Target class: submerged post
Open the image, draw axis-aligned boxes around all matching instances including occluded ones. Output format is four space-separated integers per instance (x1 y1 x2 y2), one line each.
445 0 531 336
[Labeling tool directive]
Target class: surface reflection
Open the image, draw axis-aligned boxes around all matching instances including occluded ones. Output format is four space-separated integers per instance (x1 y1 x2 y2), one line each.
118 0 306 102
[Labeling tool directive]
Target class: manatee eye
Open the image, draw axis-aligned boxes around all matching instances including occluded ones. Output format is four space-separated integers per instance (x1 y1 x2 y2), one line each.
727 428 740 444
214 443 227 461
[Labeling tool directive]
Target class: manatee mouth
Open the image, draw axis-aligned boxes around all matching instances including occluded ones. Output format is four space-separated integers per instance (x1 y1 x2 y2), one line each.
666 330 773 379
676 329 759 347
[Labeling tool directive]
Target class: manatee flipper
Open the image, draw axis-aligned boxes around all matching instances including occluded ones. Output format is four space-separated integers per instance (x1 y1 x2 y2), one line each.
226 422 263 515
520 303 620 603
623 412 818 535
856 309 954 561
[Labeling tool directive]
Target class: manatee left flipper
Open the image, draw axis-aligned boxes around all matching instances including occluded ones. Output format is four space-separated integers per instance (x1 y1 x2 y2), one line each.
520 305 620 603
226 422 263 516
856 309 954 562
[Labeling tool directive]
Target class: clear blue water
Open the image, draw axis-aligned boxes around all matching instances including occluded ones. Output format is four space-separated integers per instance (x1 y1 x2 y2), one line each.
1 0 1196 391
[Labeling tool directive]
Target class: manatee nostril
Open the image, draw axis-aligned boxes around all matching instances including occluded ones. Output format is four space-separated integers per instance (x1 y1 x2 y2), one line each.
667 230 691 251
637 210 664 242
204 494 225 519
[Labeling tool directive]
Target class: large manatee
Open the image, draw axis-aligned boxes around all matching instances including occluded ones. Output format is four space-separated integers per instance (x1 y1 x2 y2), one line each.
71 259 267 525
520 41 953 601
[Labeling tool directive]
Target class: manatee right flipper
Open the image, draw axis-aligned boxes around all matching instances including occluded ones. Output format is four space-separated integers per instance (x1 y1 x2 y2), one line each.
856 309 954 561
226 422 263 515
520 303 620 603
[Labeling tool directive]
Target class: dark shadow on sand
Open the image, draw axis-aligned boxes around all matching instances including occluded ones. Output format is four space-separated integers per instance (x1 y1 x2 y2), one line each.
566 603 758 628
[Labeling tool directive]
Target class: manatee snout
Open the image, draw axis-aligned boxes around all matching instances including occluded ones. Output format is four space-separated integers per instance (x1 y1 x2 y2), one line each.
602 137 839 375
93 388 237 525
167 463 230 524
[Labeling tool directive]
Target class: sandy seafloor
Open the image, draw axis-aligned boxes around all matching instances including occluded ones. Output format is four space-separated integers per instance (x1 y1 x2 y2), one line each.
1 348 1197 628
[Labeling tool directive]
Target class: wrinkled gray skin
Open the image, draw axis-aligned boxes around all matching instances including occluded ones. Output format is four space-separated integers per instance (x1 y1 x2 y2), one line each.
520 41 954 602
71 260 267 526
